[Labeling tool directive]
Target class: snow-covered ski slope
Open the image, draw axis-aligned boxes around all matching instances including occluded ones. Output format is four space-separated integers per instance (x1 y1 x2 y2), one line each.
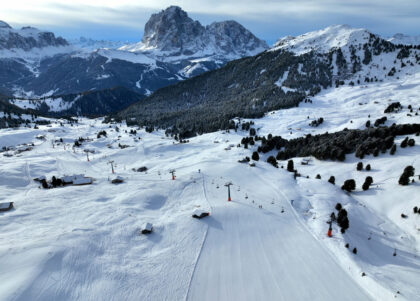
1 73 419 300
0 121 372 301
187 170 371 301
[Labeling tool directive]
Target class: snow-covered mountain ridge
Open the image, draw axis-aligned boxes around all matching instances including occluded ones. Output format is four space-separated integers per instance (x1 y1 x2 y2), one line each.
0 20 71 57
272 25 371 55
118 24 420 138
0 6 268 103
68 37 126 51
388 33 420 46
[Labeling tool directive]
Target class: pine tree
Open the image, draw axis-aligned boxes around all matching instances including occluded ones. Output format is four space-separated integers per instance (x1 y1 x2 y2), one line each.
287 160 294 172
252 151 259 161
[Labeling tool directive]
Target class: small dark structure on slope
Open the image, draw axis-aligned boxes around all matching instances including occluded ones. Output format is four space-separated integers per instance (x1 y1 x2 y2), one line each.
141 222 153 234
192 209 210 219
111 176 124 184
0 202 14 212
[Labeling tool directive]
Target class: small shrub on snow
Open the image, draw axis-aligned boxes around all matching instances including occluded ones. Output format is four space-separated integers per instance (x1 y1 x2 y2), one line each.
366 164 371 171
315 174 321 179
267 156 278 168
352 248 357 254
400 137 409 148
337 209 349 231
252 151 259 161
362 177 373 191
357 162 363 171
97 130 107 138
328 176 335 185
341 179 356 192
384 102 402 113
335 203 342 211
408 139 415 147
398 166 415 186
390 144 397 155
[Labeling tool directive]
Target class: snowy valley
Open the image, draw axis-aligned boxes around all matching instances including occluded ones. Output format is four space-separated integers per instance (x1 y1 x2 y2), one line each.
1 68 420 300
1 5 420 301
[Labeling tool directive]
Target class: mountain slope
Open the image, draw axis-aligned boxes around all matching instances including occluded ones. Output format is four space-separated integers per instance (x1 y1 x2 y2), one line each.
187 172 371 301
9 87 142 116
0 21 68 52
0 7 267 104
117 25 420 138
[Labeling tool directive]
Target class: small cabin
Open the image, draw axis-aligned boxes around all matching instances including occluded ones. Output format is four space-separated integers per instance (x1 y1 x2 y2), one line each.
141 223 153 234
0 202 14 212
192 209 210 219
111 176 124 184
301 159 311 165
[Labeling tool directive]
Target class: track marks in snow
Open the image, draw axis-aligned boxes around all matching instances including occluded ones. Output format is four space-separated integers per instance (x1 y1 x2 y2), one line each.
187 171 372 301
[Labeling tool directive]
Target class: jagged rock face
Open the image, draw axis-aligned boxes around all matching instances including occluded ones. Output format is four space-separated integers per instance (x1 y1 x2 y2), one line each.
142 6 205 54
139 6 267 57
0 23 68 51
206 20 267 56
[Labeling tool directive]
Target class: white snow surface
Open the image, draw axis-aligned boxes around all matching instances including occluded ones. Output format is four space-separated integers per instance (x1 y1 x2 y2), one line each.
9 96 77 112
0 73 420 300
120 41 265 63
271 24 371 55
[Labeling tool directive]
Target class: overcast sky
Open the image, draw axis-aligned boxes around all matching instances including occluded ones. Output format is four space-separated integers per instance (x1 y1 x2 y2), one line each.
1 0 420 45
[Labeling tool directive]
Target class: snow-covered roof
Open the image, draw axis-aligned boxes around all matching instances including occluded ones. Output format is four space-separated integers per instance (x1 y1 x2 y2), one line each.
143 222 153 231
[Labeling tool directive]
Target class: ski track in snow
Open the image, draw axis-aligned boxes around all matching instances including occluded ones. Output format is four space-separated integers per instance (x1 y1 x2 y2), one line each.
187 170 372 301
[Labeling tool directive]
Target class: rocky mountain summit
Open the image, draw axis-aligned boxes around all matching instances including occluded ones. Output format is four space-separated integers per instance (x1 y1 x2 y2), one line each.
0 21 68 51
120 6 268 60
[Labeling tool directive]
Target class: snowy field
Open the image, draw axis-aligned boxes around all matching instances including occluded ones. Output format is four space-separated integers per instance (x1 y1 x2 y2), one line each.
1 74 420 300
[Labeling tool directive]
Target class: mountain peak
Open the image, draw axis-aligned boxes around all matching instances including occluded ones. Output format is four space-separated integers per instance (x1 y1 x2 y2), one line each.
388 33 420 45
124 6 267 60
272 24 371 54
141 6 203 52
0 23 69 52
164 5 185 15
0 21 11 29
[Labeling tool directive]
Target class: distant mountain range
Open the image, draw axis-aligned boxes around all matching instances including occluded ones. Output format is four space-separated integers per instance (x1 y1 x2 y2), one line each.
116 24 420 138
387 33 420 46
1 10 420 127
0 6 267 116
